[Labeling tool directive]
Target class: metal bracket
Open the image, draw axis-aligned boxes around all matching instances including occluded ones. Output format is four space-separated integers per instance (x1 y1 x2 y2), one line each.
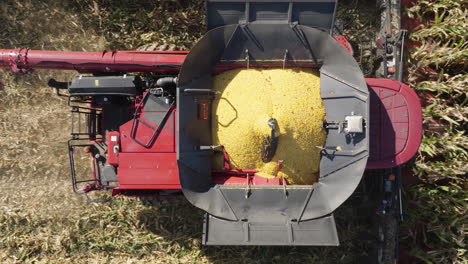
9 48 32 73
129 92 175 148
344 115 364 133
245 49 250 69
283 49 289 69
245 174 251 199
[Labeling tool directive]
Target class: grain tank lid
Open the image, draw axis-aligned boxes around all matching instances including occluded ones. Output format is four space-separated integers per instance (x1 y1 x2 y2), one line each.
206 0 338 32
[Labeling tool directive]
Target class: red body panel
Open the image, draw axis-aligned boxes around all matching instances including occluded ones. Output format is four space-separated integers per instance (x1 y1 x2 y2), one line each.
117 153 180 188
333 36 354 55
366 78 422 169
107 131 120 166
213 174 282 185
115 102 179 189
119 110 176 153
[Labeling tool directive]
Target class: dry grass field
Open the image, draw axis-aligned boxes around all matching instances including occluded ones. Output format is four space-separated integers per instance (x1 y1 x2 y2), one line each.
0 0 466 263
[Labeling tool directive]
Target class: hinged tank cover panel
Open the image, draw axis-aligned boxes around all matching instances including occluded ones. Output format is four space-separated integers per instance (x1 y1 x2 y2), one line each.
206 0 338 32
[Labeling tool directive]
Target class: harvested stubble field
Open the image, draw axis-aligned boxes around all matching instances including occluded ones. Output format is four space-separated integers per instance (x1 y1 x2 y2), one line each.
0 0 466 263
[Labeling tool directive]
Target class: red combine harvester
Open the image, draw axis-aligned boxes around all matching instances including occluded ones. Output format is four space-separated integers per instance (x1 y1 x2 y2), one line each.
1 0 421 262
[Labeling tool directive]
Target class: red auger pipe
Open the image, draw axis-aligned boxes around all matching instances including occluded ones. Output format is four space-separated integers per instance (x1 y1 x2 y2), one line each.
0 48 316 75
0 37 352 74
0 49 187 73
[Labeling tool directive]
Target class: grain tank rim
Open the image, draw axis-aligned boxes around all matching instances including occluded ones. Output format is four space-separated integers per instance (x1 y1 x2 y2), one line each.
177 23 369 223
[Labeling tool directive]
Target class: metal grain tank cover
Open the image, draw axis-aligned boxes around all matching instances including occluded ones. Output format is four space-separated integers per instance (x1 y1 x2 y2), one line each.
206 0 338 32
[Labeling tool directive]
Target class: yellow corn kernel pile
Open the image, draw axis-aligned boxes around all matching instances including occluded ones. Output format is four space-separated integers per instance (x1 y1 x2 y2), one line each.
212 68 326 185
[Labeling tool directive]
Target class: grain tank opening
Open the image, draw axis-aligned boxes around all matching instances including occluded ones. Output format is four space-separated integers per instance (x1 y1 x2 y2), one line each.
211 68 325 185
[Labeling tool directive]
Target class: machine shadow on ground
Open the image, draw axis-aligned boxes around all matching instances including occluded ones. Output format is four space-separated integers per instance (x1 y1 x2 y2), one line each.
137 195 376 263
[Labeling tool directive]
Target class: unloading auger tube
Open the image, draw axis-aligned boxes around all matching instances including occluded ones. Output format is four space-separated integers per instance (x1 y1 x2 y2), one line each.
177 6 369 246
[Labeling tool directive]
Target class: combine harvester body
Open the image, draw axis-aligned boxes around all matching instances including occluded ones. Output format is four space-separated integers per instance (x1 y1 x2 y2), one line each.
0 0 421 249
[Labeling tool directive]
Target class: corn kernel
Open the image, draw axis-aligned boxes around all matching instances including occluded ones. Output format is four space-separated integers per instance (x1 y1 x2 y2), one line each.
212 68 326 184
